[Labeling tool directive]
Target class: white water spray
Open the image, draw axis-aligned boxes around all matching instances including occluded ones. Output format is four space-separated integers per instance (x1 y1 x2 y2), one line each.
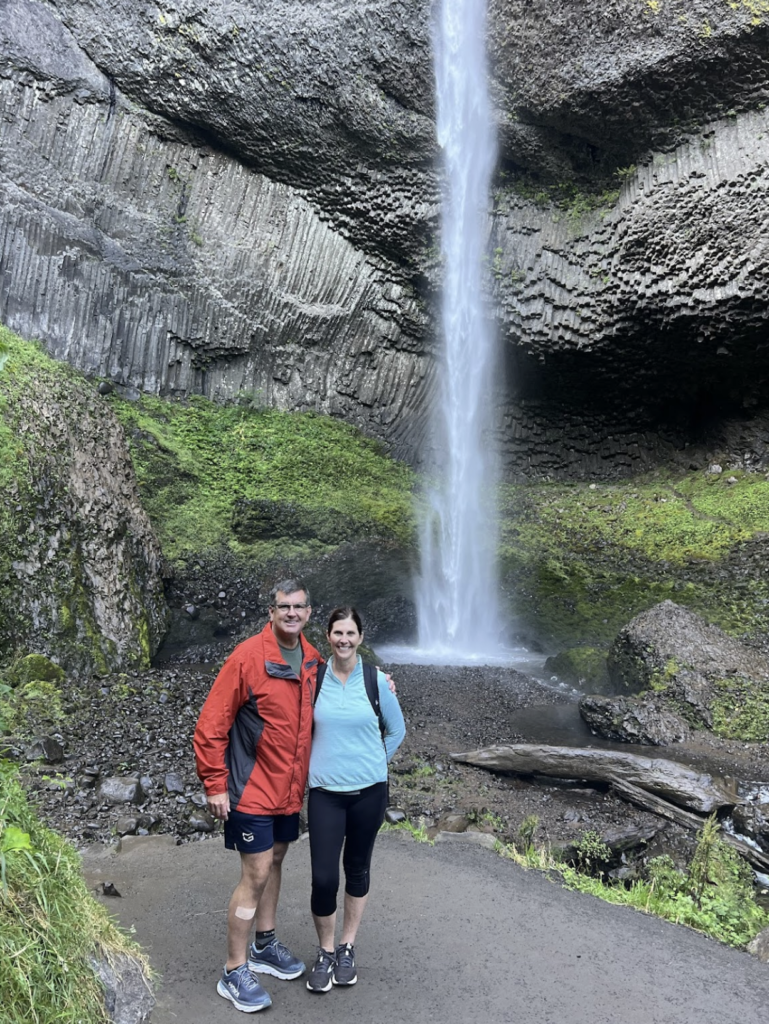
414 0 503 660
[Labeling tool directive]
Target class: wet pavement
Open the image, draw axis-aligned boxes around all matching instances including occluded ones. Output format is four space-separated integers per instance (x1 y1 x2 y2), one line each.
82 830 769 1024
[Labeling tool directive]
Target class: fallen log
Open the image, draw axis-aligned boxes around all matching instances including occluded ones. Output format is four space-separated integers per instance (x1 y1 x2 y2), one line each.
610 778 769 875
450 744 738 814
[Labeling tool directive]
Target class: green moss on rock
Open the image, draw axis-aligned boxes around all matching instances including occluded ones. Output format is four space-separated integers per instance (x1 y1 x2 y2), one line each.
499 473 769 653
8 653 65 688
110 391 417 567
0 328 167 673
711 676 769 741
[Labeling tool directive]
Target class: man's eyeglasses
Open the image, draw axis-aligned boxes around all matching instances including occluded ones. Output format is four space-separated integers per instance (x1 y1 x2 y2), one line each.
274 603 308 612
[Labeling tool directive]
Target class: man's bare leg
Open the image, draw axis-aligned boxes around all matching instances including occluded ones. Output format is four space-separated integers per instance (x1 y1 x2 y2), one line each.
226 848 274 970
254 841 289 934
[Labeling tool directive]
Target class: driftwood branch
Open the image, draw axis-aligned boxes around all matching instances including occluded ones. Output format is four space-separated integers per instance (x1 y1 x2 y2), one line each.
610 778 769 875
450 743 769 874
450 744 738 813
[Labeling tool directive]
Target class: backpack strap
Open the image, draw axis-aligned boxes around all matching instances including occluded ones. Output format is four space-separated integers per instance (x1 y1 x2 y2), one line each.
362 662 386 749
314 662 326 705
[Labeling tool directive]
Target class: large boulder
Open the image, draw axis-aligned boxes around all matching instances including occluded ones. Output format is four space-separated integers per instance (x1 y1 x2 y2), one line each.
601 601 769 740
579 694 690 747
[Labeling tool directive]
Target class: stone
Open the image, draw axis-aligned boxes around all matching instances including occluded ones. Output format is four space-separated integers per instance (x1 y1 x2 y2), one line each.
748 927 769 962
731 799 769 852
115 818 138 838
164 773 185 795
24 735 65 763
385 807 407 825
606 601 769 733
96 777 145 806
579 694 690 746
90 951 154 1024
187 810 216 833
8 654 65 686
434 831 497 850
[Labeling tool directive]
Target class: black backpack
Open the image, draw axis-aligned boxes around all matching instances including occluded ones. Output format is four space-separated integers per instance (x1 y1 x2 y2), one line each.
314 662 386 749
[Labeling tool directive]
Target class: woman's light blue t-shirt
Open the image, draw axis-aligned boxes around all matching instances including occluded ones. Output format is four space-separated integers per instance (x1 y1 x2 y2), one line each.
308 657 406 792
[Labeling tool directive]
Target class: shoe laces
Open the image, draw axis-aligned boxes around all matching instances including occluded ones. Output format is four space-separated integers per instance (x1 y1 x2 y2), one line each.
336 943 354 967
314 948 336 970
231 964 261 993
271 939 293 962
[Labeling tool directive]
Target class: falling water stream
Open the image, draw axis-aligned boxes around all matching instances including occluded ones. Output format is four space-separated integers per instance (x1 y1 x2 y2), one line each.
379 0 541 669
412 0 510 663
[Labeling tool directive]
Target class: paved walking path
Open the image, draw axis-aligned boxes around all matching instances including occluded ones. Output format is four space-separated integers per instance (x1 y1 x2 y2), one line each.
83 832 769 1024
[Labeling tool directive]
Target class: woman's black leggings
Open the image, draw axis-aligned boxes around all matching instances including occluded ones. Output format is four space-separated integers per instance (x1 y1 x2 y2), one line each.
308 782 388 918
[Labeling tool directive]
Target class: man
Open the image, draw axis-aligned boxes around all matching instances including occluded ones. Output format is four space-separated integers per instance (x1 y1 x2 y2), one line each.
194 578 321 1013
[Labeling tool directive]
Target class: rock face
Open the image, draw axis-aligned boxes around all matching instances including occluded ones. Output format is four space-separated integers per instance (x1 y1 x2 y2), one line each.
3 0 769 473
0 0 434 463
0 348 168 674
602 601 769 739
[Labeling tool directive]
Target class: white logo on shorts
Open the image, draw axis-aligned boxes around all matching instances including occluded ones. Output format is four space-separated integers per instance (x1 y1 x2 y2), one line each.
242 831 254 843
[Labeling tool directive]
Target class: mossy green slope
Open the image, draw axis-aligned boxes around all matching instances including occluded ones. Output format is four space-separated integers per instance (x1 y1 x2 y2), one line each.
109 391 417 567
500 472 769 651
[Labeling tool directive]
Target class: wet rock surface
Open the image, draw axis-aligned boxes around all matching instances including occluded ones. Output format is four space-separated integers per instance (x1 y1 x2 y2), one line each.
4 2 769 475
16 657 769 864
579 693 691 746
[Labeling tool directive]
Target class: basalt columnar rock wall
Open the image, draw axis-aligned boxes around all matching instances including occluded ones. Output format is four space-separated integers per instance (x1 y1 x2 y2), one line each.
2 0 769 475
0 0 436 463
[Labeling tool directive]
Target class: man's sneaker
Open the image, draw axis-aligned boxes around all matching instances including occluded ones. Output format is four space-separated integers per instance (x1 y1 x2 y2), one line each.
248 939 305 980
306 948 336 993
333 942 358 986
217 964 272 1013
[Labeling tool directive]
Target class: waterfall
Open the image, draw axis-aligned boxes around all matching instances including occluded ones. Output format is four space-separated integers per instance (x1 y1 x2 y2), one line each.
415 0 503 659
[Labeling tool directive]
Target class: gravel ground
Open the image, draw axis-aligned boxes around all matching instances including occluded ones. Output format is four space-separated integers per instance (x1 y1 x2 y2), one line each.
16 656 769 866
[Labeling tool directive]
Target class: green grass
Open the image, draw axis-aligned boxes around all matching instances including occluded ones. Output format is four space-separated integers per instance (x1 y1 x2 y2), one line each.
0 762 149 1024
110 391 416 564
499 816 768 949
379 818 433 844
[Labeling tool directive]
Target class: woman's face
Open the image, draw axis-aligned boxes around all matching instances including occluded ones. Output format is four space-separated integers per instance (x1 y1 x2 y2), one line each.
328 617 363 660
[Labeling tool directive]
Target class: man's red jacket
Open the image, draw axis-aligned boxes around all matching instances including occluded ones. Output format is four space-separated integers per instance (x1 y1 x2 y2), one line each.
193 622 323 815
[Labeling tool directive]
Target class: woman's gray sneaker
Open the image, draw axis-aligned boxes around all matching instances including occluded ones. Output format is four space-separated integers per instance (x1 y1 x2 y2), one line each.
306 948 336 993
217 964 272 1012
333 942 358 986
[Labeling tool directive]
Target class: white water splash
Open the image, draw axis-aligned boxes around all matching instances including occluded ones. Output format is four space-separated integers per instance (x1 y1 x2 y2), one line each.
414 0 504 662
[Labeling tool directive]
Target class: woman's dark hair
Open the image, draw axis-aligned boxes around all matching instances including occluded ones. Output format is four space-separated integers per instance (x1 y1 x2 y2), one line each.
326 606 363 635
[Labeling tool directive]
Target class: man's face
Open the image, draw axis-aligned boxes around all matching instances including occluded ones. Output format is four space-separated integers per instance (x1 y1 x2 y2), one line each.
269 590 312 648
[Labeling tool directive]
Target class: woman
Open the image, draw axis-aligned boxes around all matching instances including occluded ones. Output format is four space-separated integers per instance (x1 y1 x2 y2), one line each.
305 606 406 993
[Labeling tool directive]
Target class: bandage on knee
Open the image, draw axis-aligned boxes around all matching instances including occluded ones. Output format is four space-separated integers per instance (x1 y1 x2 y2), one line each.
235 906 256 920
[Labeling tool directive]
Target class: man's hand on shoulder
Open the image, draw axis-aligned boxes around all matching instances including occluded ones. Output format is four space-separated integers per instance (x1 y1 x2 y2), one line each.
376 666 397 695
207 791 231 821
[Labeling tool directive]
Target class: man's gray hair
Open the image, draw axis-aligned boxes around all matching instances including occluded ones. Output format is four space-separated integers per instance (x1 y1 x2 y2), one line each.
269 579 311 606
